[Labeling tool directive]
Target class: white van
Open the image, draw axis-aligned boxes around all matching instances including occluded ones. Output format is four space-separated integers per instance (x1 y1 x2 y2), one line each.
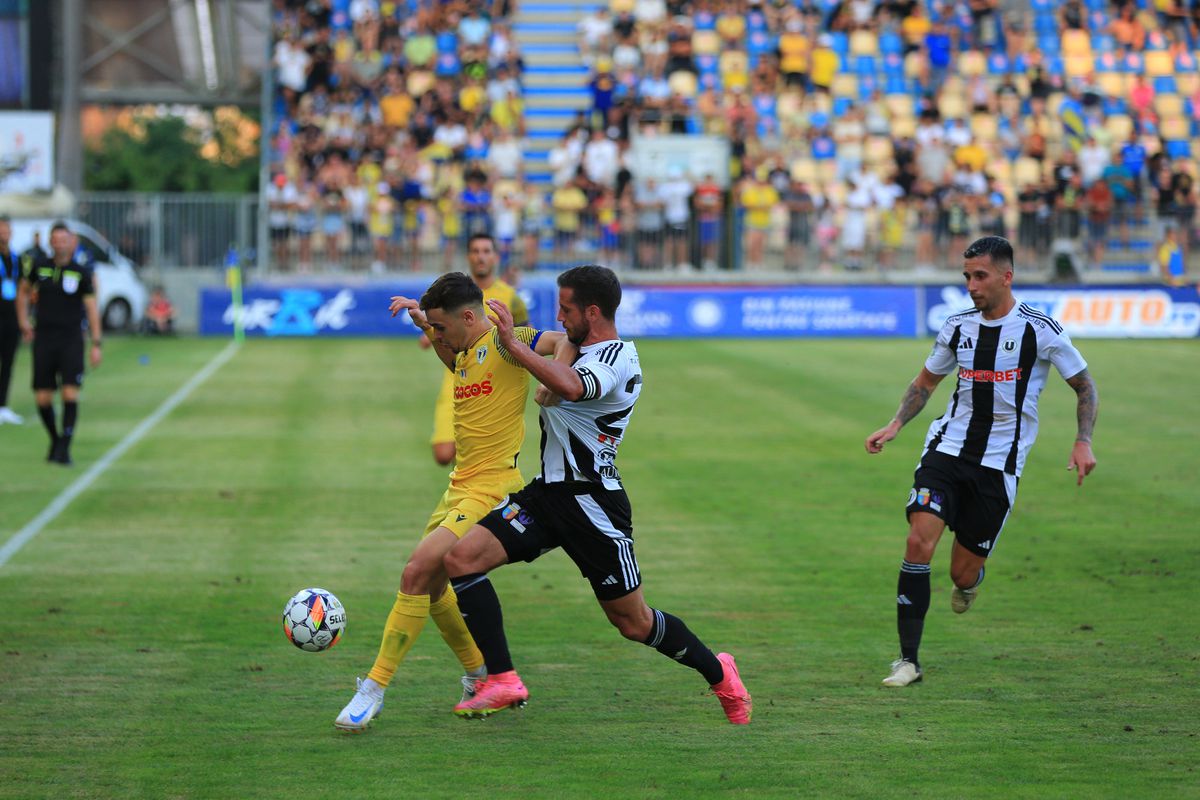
7 218 148 331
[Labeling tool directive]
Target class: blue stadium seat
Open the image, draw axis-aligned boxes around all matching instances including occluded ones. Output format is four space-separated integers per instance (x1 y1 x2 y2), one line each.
747 31 774 56
1092 34 1115 53
435 53 460 76
882 53 904 74
1122 52 1144 73
437 32 458 54
885 74 908 95
1011 53 1028 73
1088 10 1108 31
1044 55 1064 76
1153 76 1177 93
1034 14 1059 36
696 55 718 73
693 10 715 30
988 53 1009 74
1165 140 1191 159
747 10 768 33
1145 31 1167 51
1031 0 1053 11
854 55 876 75
1038 35 1061 55
832 97 852 117
1177 52 1198 72
830 31 849 58
858 74 879 101
1085 0 1106 8
1103 96 1127 116
879 32 903 56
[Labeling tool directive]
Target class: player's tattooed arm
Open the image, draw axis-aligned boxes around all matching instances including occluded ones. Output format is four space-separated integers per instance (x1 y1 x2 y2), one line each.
1066 369 1099 444
1065 369 1098 485
865 368 944 454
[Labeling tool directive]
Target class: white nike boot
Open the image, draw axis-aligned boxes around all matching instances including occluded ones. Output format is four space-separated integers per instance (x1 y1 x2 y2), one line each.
334 677 385 732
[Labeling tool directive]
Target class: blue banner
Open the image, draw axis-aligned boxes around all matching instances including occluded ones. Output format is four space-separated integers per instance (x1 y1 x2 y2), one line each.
201 282 918 338
924 284 1200 338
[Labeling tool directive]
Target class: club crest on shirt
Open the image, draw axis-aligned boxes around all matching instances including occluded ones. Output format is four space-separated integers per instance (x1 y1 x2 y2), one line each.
62 274 79 294
476 345 488 364
1003 339 1016 352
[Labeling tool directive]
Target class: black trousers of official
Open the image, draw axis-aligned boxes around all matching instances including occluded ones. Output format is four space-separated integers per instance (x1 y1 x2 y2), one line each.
0 319 19 408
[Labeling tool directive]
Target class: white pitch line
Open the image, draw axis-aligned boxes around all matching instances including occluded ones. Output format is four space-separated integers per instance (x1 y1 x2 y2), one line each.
0 341 241 570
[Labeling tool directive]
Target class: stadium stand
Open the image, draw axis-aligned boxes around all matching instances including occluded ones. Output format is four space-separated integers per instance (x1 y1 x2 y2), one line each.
266 0 1199 277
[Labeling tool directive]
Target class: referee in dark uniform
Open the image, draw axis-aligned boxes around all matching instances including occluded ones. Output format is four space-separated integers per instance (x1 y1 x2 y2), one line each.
15 222 103 465
0 214 24 425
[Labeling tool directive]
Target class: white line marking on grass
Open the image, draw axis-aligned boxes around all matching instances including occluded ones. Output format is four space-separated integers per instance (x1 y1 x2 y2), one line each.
0 341 240 570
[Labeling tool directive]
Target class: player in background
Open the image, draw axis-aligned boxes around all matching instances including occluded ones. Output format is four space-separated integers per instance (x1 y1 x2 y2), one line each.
425 233 528 466
865 236 1099 687
0 215 24 424
334 273 565 731
443 265 753 724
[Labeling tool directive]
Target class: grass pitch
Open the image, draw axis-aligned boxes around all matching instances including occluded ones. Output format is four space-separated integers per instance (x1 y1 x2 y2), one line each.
0 336 1196 799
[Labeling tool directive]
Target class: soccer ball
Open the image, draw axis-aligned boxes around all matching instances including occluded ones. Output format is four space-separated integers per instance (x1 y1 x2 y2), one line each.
282 588 346 652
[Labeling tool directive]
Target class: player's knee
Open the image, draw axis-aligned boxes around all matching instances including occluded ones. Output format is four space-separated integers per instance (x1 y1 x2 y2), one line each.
904 532 935 562
950 564 979 589
606 609 652 641
400 558 436 594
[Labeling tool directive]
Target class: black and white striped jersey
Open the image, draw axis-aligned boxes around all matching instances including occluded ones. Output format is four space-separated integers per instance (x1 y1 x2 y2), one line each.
539 339 642 490
922 302 1087 477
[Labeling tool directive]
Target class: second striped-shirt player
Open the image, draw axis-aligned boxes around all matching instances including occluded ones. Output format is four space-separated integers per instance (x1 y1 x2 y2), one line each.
865 236 1099 688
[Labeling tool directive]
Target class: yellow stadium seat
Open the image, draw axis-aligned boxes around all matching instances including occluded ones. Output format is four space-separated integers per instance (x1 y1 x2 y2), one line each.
958 51 985 77
1140 135 1161 156
865 135 894 165
810 92 832 114
1178 73 1200 95
941 75 964 96
719 50 748 75
1045 92 1065 117
1161 116 1189 140
831 74 858 98
1155 93 1184 118
904 52 924 79
850 30 878 55
610 0 634 12
668 70 698 97
1193 139 1200 162
816 161 837 184
1145 51 1174 77
970 113 997 141
885 95 912 117
990 159 1012 189
1105 114 1134 141
1062 29 1092 58
1097 72 1130 97
1014 157 1041 187
938 92 966 119
790 158 816 183
1065 55 1093 78
777 91 803 119
693 30 720 56
891 116 916 138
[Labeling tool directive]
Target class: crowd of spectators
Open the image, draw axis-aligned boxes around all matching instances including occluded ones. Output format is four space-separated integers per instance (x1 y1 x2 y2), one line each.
266 0 1200 275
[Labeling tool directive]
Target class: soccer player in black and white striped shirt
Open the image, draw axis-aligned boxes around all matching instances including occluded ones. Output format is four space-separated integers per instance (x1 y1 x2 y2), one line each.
865 237 1099 687
443 265 752 723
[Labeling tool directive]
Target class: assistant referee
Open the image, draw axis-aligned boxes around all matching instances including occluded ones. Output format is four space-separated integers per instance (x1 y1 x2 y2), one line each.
16 222 103 465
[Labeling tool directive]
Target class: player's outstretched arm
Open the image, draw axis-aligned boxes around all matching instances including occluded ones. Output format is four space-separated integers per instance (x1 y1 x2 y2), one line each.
865 367 945 454
487 299 586 400
1065 369 1098 486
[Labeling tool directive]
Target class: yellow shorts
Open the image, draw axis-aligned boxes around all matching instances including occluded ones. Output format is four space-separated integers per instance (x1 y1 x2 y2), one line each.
431 371 454 446
422 470 525 539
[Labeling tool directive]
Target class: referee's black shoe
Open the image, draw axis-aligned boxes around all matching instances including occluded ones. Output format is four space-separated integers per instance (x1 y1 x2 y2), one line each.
51 439 73 467
46 438 60 463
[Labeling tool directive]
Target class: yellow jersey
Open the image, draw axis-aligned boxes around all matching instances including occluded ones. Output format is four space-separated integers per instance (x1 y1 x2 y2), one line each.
449 324 541 483
482 279 528 326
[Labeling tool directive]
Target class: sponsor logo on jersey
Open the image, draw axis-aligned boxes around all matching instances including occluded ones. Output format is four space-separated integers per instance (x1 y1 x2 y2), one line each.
958 367 1024 383
914 488 943 512
958 336 974 350
454 380 493 399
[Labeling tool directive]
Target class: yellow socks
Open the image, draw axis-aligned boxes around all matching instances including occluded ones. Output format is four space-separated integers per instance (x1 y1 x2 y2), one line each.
366 592 430 687
429 585 484 674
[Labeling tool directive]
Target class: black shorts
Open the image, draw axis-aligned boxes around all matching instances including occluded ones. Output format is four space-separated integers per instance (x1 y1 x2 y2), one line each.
906 450 1017 557
32 331 84 390
481 479 642 601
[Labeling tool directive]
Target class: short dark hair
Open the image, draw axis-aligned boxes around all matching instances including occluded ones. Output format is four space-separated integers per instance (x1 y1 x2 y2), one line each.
557 265 621 320
963 236 1014 271
50 221 71 236
420 272 484 312
467 232 497 250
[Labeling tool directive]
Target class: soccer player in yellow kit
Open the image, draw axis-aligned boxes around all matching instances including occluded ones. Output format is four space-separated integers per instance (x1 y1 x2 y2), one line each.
428 233 528 466
334 271 564 731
